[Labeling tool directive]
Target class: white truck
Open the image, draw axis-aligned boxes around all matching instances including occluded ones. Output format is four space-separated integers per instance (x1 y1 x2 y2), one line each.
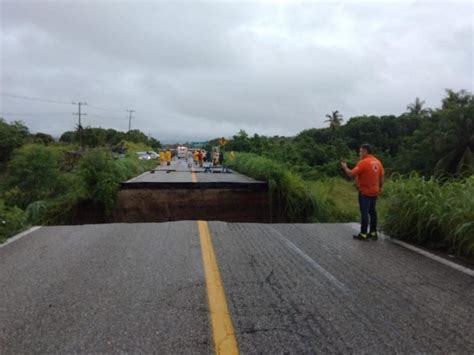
177 146 188 159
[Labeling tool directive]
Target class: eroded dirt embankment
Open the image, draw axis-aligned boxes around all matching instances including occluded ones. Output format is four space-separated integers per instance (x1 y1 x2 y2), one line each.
109 182 282 223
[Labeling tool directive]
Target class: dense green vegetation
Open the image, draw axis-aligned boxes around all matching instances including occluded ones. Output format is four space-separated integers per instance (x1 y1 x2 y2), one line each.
0 199 27 243
0 119 30 170
0 122 159 242
1 146 155 242
0 119 161 166
225 153 320 222
224 89 473 178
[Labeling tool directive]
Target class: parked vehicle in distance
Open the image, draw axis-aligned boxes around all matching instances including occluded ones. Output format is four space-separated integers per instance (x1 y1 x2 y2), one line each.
136 151 158 160
147 151 159 159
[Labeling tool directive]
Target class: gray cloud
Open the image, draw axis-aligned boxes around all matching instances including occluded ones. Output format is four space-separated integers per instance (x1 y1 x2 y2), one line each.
1 0 472 142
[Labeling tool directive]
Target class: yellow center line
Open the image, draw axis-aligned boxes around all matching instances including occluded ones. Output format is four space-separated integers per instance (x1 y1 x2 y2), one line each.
197 221 239 355
191 166 197 183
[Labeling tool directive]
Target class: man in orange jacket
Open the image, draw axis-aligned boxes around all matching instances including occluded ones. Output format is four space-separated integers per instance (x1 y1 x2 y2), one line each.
341 143 384 240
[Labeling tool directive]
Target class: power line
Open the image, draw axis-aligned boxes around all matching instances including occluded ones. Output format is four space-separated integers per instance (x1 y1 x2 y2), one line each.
1 92 127 113
1 111 128 124
0 92 71 105
1 92 136 131
89 113 127 120
0 112 72 116
87 104 125 113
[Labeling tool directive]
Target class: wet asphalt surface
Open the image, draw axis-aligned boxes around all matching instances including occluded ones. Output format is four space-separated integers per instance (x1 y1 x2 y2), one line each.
1 221 473 354
128 159 263 185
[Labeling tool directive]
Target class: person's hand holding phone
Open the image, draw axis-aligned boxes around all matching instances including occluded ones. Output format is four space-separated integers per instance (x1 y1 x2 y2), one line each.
340 158 347 169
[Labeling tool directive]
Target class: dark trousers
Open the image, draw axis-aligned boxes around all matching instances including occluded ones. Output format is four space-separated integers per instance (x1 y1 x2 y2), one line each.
358 193 377 234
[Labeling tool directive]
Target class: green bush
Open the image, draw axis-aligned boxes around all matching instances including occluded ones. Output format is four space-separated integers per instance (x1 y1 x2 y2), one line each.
79 149 155 213
79 149 121 212
21 172 84 226
45 170 88 224
0 200 27 243
0 119 30 169
114 158 146 180
383 175 474 258
4 144 67 209
25 200 48 225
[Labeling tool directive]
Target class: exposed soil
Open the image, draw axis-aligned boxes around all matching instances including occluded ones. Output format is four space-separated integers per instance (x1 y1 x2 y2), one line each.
110 187 283 223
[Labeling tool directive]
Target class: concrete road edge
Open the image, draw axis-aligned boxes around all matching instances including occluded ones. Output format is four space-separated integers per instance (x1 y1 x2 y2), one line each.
125 170 152 183
0 226 42 248
347 223 474 277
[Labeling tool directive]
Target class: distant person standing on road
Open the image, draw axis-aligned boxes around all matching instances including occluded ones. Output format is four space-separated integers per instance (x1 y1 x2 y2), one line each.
213 149 219 166
187 150 193 167
193 150 199 166
165 149 172 166
218 151 224 165
341 143 384 241
218 150 225 172
198 150 204 168
159 150 166 166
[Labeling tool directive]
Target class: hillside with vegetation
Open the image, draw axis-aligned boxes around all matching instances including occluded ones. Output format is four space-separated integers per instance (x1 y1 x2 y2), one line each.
221 89 473 179
0 124 160 242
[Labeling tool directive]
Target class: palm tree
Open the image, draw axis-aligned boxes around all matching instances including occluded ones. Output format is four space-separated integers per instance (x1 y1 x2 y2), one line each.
407 97 431 116
324 110 343 130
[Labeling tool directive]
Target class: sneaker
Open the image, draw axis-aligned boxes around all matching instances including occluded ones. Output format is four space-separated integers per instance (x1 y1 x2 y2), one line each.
353 233 368 240
369 231 378 241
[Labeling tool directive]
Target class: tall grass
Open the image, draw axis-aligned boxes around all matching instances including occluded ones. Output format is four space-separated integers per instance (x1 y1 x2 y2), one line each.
227 152 326 222
383 175 474 258
307 178 360 222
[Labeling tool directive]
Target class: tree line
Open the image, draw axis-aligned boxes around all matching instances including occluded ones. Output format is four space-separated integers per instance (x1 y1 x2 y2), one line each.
0 122 161 170
221 89 473 178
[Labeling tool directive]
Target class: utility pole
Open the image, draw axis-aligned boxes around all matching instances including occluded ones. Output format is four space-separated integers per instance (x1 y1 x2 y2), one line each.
127 109 135 132
72 102 87 149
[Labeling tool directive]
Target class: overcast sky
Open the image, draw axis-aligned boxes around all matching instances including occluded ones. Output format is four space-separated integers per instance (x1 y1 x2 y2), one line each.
1 0 472 142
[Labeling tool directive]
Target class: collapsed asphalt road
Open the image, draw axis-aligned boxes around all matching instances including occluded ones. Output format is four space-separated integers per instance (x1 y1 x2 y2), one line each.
1 222 473 353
